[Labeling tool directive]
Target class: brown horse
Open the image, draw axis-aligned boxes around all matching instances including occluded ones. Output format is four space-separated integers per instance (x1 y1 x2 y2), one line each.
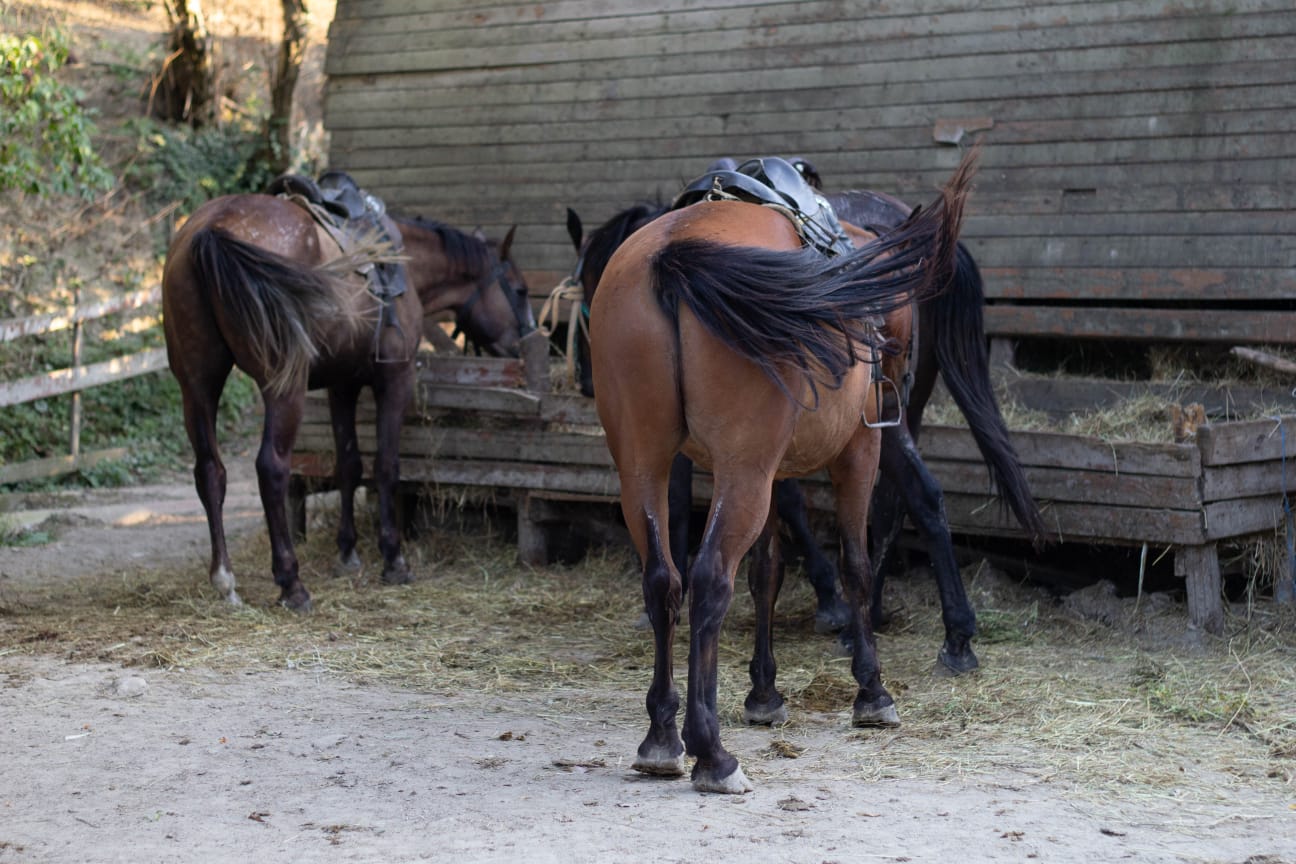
163 193 532 612
568 183 1045 674
590 152 975 793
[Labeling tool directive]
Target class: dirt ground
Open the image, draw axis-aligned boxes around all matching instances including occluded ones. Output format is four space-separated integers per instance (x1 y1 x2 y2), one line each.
1 459 1294 864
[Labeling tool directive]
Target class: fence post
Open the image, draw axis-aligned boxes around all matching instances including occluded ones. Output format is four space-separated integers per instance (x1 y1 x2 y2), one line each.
69 287 83 461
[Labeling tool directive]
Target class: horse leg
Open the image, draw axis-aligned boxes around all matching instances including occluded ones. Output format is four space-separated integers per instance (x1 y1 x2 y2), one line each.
622 479 687 779
256 391 312 612
371 364 415 585
868 464 905 632
682 474 772 794
177 364 240 605
327 383 364 573
774 478 848 633
880 424 978 674
744 502 789 725
830 429 900 728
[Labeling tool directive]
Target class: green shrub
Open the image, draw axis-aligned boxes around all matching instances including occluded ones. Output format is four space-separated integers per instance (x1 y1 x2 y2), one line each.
0 22 114 198
126 118 277 213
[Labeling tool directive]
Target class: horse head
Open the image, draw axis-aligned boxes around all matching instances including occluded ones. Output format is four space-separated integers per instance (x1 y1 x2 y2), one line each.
397 218 535 357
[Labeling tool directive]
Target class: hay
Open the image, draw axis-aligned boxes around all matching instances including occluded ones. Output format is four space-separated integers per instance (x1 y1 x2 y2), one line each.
1 502 1293 809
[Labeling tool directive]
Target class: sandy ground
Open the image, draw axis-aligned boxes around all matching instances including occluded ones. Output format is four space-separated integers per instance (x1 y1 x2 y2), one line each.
1 463 1294 864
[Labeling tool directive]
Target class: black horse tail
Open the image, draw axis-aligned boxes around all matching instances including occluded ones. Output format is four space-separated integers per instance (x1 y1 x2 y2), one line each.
929 242 1049 548
653 149 976 407
189 227 350 396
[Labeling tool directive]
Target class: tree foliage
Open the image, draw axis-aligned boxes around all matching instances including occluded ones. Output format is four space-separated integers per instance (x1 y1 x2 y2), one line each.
0 23 114 198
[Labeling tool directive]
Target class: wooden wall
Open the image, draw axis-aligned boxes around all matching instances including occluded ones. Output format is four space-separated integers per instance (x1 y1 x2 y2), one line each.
324 0 1296 333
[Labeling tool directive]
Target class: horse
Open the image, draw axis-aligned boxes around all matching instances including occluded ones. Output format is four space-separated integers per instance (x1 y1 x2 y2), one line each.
162 193 533 612
567 180 1046 674
589 150 975 794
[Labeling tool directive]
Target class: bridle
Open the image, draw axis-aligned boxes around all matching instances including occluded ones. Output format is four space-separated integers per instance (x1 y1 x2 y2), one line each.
452 256 535 351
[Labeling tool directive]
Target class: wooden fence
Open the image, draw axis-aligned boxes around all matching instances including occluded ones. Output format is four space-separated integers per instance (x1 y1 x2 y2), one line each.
290 344 1296 634
0 287 167 485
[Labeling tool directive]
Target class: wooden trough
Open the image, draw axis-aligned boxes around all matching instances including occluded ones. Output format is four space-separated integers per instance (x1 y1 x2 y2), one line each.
289 336 1294 635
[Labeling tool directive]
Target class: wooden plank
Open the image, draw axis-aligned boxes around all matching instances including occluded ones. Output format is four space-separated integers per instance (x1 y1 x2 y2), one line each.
302 425 612 467
1201 461 1296 503
327 10 1296 76
917 425 1201 478
0 447 131 486
1195 415 1296 466
0 348 169 407
400 459 621 497
416 384 541 415
418 355 525 387
925 459 1201 511
1203 496 1289 540
998 376 1295 421
980 267 1295 303
981 307 1296 345
0 287 160 343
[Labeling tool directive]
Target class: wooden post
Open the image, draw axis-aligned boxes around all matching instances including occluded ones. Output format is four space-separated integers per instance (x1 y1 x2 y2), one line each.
988 337 1016 381
516 493 549 566
521 329 550 394
69 287 83 462
1175 543 1224 635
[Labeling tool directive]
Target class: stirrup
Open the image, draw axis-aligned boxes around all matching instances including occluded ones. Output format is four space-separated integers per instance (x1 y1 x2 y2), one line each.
861 374 903 428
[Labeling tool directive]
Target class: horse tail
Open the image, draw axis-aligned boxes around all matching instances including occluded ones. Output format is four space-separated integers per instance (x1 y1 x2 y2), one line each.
188 227 349 396
928 242 1049 548
653 148 976 407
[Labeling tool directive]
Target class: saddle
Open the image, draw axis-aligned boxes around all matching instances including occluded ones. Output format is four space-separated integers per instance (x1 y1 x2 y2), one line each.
672 156 853 257
266 170 408 304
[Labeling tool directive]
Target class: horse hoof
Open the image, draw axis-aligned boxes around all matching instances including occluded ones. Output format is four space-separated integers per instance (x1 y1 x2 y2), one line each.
632 610 652 630
814 597 851 634
937 644 980 676
210 565 240 605
333 550 362 577
743 696 789 726
279 586 314 614
381 556 413 585
632 750 686 777
691 763 752 794
852 699 901 728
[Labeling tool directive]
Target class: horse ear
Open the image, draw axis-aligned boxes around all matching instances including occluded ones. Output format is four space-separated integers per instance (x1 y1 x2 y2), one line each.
500 225 517 260
472 227 487 242
565 208 583 250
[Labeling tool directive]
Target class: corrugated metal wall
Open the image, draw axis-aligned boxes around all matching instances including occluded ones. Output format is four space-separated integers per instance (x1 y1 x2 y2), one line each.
324 0 1295 335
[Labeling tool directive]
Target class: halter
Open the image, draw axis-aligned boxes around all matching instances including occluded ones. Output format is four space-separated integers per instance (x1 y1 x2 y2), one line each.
451 258 535 351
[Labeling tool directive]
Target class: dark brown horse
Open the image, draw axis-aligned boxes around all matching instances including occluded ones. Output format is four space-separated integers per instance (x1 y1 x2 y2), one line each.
163 193 532 612
568 183 1045 674
589 152 975 793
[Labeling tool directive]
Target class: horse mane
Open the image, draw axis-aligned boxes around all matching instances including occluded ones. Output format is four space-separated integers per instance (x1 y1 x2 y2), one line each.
398 215 493 279
583 201 666 289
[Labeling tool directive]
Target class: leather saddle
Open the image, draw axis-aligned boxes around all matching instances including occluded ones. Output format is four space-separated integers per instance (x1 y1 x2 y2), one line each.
266 170 407 304
672 156 853 257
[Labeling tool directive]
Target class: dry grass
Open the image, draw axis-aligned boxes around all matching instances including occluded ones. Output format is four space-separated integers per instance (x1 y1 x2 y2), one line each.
2 500 1293 812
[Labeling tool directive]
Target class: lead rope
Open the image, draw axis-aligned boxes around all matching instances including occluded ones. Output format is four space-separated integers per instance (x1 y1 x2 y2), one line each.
536 276 586 388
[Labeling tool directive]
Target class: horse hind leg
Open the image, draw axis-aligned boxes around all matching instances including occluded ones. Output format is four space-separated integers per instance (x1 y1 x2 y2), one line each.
257 390 313 612
626 489 686 779
830 430 901 729
176 357 241 605
328 383 365 574
370 364 415 585
744 502 789 726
